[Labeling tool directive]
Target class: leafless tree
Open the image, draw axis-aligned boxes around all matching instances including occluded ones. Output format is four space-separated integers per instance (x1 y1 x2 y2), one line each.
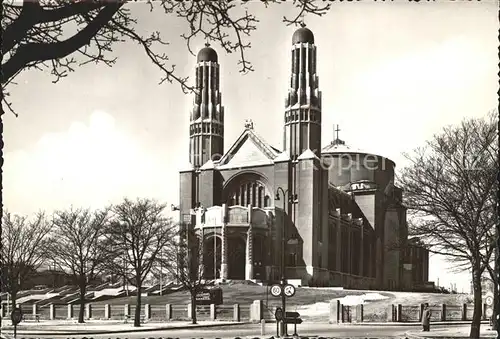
399 111 498 339
162 223 206 324
45 207 110 323
103 198 175 327
1 0 330 114
1 211 52 308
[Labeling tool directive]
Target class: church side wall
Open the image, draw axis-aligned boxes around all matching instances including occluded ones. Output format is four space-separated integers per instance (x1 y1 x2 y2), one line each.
179 171 195 217
383 208 402 290
296 158 316 276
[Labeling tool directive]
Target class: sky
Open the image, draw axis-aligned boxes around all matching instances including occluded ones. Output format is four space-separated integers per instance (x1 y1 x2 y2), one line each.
3 1 498 293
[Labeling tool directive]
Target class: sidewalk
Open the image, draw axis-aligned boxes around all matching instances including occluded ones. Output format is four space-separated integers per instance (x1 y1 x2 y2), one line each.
0 319 247 335
335 320 490 326
405 326 497 339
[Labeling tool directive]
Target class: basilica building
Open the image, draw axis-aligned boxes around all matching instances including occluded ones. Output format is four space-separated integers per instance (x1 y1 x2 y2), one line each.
177 27 429 290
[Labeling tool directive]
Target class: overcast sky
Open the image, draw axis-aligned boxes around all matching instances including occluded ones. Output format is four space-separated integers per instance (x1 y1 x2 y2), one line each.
3 1 498 292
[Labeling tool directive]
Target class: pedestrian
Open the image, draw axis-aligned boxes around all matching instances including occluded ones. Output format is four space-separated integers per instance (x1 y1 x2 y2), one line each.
422 303 431 332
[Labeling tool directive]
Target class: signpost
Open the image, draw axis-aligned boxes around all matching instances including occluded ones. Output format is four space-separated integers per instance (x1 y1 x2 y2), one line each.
270 283 301 337
11 307 22 339
270 284 282 297
284 311 302 336
283 284 296 297
484 292 494 324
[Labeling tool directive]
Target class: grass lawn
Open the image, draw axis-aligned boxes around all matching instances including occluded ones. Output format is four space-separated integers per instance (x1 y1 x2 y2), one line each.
90 281 366 307
89 281 472 320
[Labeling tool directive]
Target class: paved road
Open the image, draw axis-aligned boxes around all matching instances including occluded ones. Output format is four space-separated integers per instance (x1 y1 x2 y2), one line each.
12 323 472 338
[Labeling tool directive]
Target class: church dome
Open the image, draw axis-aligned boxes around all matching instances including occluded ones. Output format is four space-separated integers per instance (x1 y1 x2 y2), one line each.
197 45 218 62
292 27 315 45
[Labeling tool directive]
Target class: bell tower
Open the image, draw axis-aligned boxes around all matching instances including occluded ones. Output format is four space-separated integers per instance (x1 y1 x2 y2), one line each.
283 25 322 159
189 43 225 168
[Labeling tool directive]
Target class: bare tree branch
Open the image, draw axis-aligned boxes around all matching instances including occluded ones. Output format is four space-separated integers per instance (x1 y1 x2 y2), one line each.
399 110 498 338
1 210 52 308
46 207 111 323
1 0 331 114
102 198 175 327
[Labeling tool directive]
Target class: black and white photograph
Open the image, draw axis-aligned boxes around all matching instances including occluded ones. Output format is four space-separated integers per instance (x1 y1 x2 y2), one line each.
1 1 498 339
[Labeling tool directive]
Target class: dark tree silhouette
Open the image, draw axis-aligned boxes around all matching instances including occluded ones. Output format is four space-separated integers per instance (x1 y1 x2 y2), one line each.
103 198 175 327
1 211 52 309
1 0 330 111
399 111 498 339
162 221 206 324
46 207 110 323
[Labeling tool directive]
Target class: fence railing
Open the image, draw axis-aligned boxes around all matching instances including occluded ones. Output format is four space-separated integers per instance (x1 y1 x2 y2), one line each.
0 302 249 322
328 300 490 323
1 300 488 324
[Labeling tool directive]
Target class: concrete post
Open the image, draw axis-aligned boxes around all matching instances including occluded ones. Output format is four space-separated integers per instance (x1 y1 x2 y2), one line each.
260 319 266 335
396 304 402 322
251 300 263 322
49 304 56 320
233 304 240 322
187 303 192 319
419 303 425 322
210 304 216 320
67 304 73 319
329 300 340 323
356 304 364 322
145 304 151 319
104 304 110 319
387 305 394 322
441 304 446 321
166 304 172 320
461 303 467 321
124 304 130 318
33 304 38 317
85 304 92 319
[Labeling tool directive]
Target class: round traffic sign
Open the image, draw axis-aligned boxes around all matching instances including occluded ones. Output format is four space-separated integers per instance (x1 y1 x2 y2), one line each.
485 296 494 306
275 307 283 321
283 284 296 297
270 284 282 297
485 307 493 318
11 307 23 325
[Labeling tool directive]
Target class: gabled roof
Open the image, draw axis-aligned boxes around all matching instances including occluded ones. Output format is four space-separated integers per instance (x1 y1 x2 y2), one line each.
215 126 280 170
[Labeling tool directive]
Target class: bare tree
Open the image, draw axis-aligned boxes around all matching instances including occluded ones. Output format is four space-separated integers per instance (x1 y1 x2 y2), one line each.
103 198 175 327
399 111 498 339
1 211 52 308
1 0 330 113
162 223 206 324
45 207 110 323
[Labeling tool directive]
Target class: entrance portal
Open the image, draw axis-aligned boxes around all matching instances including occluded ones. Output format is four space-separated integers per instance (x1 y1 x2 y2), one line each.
203 236 221 279
227 236 246 280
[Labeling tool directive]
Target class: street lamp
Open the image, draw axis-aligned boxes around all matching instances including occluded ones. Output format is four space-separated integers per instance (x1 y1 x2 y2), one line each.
275 187 297 336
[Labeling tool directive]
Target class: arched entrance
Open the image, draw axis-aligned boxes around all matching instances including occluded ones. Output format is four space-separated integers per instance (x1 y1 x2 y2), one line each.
203 235 221 280
227 236 246 280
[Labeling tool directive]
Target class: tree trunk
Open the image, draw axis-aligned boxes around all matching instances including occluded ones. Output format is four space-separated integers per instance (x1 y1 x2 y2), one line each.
470 267 482 338
492 241 499 331
11 290 18 310
134 278 141 327
78 281 86 323
191 291 197 324
492 276 498 330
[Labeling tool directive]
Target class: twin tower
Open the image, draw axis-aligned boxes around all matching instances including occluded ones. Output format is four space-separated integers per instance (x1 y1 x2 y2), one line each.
189 27 322 168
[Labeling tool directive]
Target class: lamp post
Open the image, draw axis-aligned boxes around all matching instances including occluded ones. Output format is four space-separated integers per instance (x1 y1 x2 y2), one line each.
275 187 297 336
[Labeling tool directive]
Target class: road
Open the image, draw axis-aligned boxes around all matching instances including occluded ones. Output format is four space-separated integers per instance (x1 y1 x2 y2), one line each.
13 323 471 338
